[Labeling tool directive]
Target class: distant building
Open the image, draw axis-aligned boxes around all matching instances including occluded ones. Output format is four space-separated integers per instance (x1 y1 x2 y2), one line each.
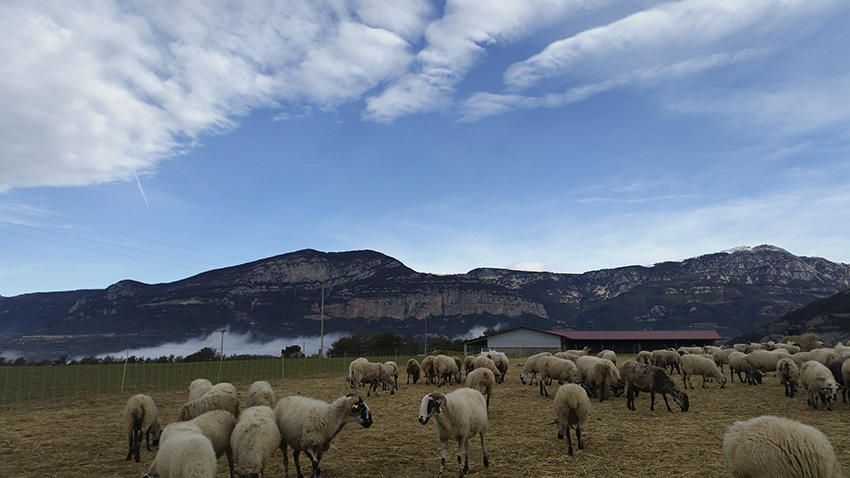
463 327 720 355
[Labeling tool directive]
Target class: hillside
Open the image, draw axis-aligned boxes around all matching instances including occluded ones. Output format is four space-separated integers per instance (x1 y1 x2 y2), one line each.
1 245 849 358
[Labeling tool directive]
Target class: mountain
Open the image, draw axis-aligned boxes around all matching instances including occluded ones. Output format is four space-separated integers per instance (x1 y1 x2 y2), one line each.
2 245 850 358
750 289 850 343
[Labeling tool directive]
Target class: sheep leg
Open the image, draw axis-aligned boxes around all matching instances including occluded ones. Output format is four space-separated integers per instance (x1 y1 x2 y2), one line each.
479 432 489 468
226 445 234 478
294 450 305 478
682 372 688 390
126 429 134 461
280 441 289 478
133 428 142 462
576 424 584 450
626 388 634 410
305 449 321 477
439 439 448 477
456 438 466 476
649 391 656 411
662 393 673 412
565 426 574 456
539 379 547 397
701 376 706 389
145 430 152 451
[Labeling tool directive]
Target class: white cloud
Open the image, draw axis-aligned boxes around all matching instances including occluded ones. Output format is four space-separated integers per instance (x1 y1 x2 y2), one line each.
503 0 844 90
509 261 547 272
363 0 616 122
0 1 421 190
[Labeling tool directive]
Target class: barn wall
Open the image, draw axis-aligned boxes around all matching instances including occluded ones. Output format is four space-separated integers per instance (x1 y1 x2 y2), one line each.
488 329 561 349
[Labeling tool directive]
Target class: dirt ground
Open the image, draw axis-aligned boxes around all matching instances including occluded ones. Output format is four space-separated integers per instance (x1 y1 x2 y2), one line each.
1 359 848 477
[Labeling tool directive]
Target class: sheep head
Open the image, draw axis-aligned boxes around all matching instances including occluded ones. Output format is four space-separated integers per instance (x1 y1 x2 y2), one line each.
418 393 446 425
345 395 372 428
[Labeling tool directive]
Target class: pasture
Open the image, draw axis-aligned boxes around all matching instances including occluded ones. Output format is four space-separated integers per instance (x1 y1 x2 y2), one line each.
1 357 849 477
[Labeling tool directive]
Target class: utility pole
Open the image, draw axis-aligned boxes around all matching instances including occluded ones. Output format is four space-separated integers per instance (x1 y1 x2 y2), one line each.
319 280 325 358
217 329 225 381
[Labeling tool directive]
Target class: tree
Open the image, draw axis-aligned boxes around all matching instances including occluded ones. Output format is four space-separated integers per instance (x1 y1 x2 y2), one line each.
282 345 304 358
184 347 218 362
328 335 365 357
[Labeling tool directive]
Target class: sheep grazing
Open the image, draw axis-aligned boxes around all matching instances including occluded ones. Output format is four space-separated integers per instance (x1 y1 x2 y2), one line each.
179 389 240 421
791 351 812 366
231 406 281 478
471 355 500 383
208 382 237 396
777 357 800 398
576 356 624 402
538 356 580 397
680 354 727 389
732 343 749 353
418 389 490 477
466 368 496 409
189 378 213 401
520 352 552 385
596 349 617 364
350 359 396 396
677 346 703 355
462 355 476 376
143 422 216 478
384 361 400 389
435 354 461 387
124 393 162 462
746 349 791 373
727 351 762 385
842 359 850 403
774 342 801 354
621 361 689 412
552 383 590 456
451 357 463 382
809 348 843 366
635 350 653 365
651 349 681 375
800 361 840 411
347 357 369 388
247 381 277 408
276 394 373 478
482 351 509 383
723 416 842 478
407 358 424 384
712 348 734 373
422 355 437 385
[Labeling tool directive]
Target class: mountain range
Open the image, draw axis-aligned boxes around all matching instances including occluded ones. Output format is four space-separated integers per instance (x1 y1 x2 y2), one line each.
2 245 849 358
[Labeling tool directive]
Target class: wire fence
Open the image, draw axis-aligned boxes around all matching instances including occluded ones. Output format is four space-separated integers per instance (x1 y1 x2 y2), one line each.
0 349 465 406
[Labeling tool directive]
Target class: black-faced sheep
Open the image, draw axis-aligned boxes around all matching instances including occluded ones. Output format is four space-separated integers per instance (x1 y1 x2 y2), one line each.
800 361 840 411
231 406 281 478
407 358 424 384
553 383 590 456
465 368 496 409
723 416 842 478
418 389 489 477
621 361 688 412
777 357 800 398
123 393 162 462
276 394 373 478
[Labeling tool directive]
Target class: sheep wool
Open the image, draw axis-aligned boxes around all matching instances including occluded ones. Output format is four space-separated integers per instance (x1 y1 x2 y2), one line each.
124 393 162 463
144 423 216 478
231 406 281 478
553 383 590 456
188 378 213 402
246 381 277 408
465 368 496 409
418 388 489 477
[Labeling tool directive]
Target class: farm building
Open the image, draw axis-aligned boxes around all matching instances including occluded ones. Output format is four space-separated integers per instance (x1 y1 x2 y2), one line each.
463 327 720 355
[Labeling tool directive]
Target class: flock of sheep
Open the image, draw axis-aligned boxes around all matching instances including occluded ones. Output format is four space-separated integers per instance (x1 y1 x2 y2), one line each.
122 341 849 477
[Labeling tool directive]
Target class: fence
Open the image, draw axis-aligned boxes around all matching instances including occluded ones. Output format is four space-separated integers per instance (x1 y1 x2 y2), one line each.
0 349 464 406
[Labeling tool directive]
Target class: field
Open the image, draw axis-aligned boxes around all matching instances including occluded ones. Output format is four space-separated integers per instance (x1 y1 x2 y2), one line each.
1 358 849 477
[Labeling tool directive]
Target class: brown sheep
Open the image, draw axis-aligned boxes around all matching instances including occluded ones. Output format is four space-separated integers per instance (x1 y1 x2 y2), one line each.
621 361 689 412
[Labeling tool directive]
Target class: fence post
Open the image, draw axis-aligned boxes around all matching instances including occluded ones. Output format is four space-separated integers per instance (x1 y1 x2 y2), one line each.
120 349 129 392
281 354 285 379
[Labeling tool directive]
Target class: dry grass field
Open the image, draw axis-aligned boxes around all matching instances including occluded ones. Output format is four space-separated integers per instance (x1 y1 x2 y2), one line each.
1 358 849 477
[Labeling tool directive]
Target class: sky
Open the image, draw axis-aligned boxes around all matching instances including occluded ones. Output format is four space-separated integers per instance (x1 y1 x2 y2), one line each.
1 0 850 297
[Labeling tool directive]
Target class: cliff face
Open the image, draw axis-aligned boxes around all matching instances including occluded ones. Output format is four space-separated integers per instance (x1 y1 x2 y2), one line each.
2 245 849 357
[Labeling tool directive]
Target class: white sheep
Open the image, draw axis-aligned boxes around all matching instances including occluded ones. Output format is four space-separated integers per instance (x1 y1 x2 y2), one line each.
651 349 681 374
418 388 490 477
143 422 216 478
552 383 590 456
554 351 581 362
482 351 509 383
727 351 761 385
809 348 842 366
347 357 369 388
800 361 840 410
576 356 623 401
712 348 734 373
745 349 791 373
791 351 812 365
189 378 213 401
777 357 800 398
179 390 240 421
183 410 236 477
465 368 496 409
723 416 842 478
231 406 281 478
680 354 727 389
275 394 373 478
564 346 591 356
208 382 237 396
677 346 704 355
471 355 500 382
538 356 580 397
407 358 424 384
842 359 850 404
351 360 396 396
634 350 652 365
520 352 552 385
247 380 277 408
422 355 437 384
596 349 617 364
124 393 162 462
385 360 400 388
434 355 460 387
774 342 801 354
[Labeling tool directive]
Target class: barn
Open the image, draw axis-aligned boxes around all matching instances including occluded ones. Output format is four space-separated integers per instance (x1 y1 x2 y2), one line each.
463 327 720 355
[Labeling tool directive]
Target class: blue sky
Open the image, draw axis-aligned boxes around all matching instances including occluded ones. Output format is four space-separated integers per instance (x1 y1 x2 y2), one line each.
2 0 850 296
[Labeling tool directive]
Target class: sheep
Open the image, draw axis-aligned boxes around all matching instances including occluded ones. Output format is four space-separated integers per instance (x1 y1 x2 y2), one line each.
422 355 437 385
677 346 704 355
462 355 476 376
777 357 800 398
792 351 812 365
727 351 762 385
554 351 581 362
538 356 580 397
841 359 850 403
418 388 490 477
800 361 841 410
774 342 801 354
723 416 842 478
576 356 624 402
247 381 277 408
471 355 500 383
451 357 463 382
435 354 461 387
809 348 843 366
465 368 496 409
208 382 237 396
552 383 590 456
231 406 281 478
152 411 236 477
384 361 400 388
275 394 373 478
565 346 591 356
712 348 734 373
681 354 727 389
703 345 723 354
189 378 213 401
746 349 791 373
179 390 240 421
732 343 749 353
651 349 681 375
596 349 617 364
748 342 765 352
124 393 162 462
407 358 424 384
359 361 396 396
635 350 653 365
347 357 369 388
143 422 217 478
483 351 509 383
621 361 689 412
519 352 552 385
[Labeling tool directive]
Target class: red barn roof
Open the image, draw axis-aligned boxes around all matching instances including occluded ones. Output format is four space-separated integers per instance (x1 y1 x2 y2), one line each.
547 329 720 341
